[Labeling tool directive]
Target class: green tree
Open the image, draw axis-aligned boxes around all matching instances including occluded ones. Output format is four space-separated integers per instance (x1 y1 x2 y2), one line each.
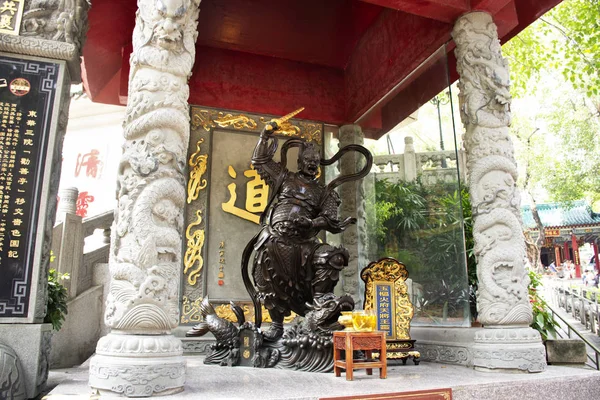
502 0 600 209
504 0 600 99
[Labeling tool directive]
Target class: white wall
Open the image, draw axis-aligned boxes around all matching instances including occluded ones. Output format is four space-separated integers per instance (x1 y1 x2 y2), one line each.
59 96 125 218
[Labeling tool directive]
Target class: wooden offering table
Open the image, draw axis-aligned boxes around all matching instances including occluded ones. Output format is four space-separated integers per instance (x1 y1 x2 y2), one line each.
333 331 387 381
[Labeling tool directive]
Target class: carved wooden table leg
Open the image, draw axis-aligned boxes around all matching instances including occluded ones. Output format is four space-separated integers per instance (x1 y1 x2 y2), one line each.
345 333 354 381
334 345 342 377
365 350 373 375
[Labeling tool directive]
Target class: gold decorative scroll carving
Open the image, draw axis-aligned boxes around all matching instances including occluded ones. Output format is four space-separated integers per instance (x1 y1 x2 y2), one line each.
361 257 414 340
214 113 258 130
191 109 258 132
191 107 322 144
180 298 297 325
296 122 322 144
214 303 297 324
181 296 203 324
187 138 208 204
183 210 205 286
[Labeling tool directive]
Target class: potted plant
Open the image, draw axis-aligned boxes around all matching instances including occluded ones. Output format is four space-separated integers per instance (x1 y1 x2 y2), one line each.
45 268 69 331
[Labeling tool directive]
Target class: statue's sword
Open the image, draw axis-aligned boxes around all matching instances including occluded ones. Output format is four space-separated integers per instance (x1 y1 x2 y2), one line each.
265 107 305 132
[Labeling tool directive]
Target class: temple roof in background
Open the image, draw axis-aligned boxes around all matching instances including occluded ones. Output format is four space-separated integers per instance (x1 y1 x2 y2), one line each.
521 201 600 229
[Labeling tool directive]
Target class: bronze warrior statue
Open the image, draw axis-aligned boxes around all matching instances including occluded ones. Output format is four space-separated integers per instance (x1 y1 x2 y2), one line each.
242 119 372 340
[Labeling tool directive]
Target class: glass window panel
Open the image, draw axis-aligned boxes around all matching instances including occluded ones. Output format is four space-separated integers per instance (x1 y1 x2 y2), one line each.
324 45 472 327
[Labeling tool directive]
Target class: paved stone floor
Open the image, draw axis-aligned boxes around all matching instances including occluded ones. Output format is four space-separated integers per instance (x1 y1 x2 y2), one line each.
43 277 600 399
44 355 600 400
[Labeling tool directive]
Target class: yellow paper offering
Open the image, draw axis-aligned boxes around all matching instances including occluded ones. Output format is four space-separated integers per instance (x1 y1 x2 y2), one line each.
352 311 376 332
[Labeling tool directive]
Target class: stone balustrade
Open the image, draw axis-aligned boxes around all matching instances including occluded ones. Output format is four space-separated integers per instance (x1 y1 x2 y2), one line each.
373 137 467 185
51 189 112 299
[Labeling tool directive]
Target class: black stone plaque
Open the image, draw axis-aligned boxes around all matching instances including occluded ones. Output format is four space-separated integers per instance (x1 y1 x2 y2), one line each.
0 55 60 318
238 328 256 367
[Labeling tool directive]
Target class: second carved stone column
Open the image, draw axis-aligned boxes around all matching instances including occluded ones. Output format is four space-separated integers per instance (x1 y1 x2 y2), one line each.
452 12 546 372
338 125 368 307
89 0 201 396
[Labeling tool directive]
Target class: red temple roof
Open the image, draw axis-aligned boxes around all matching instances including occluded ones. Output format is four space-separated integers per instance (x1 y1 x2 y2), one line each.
82 0 562 138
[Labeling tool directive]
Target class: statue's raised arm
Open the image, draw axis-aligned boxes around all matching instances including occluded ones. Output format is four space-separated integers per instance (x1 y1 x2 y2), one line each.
251 121 284 187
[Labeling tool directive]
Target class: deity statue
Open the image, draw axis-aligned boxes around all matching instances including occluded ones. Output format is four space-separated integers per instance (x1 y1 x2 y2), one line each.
186 110 372 371
242 117 373 340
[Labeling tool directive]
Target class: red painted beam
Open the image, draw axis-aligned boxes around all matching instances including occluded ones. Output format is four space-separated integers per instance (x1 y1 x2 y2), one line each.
359 0 469 23
118 46 346 124
81 0 136 102
189 47 345 124
196 0 382 69
379 51 451 135
345 9 451 124
364 1 520 140
493 1 519 40
471 0 513 14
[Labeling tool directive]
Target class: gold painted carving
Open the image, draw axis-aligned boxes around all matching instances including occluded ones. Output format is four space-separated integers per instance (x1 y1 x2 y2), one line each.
382 350 421 360
192 109 258 132
388 342 413 350
214 113 258 130
297 122 322 144
184 210 205 286
213 303 297 324
190 107 321 143
181 297 297 325
362 258 414 340
222 165 269 225
187 138 208 204
191 109 216 131
181 296 203 324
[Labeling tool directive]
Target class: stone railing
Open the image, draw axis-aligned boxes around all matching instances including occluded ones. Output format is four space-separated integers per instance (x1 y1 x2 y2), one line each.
373 136 467 185
51 188 112 299
552 283 600 336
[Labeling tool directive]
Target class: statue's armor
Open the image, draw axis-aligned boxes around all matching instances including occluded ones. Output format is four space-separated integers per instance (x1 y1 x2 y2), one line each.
252 169 348 319
270 172 331 237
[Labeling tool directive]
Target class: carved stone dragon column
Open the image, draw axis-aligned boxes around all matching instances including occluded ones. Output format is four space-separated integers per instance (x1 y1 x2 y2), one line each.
89 0 201 396
452 12 546 372
338 125 367 307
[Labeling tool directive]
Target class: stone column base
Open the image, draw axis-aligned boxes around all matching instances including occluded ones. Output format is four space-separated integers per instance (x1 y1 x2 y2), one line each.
472 327 547 372
89 333 186 397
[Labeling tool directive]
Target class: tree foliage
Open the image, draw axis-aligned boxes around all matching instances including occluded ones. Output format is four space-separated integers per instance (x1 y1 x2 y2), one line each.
504 0 600 98
503 0 600 208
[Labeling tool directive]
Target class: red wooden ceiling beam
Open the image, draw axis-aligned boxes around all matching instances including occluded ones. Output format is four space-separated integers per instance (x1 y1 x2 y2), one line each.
195 0 381 69
471 0 514 15
118 45 346 124
345 9 451 124
81 0 136 102
189 47 345 124
358 0 470 23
